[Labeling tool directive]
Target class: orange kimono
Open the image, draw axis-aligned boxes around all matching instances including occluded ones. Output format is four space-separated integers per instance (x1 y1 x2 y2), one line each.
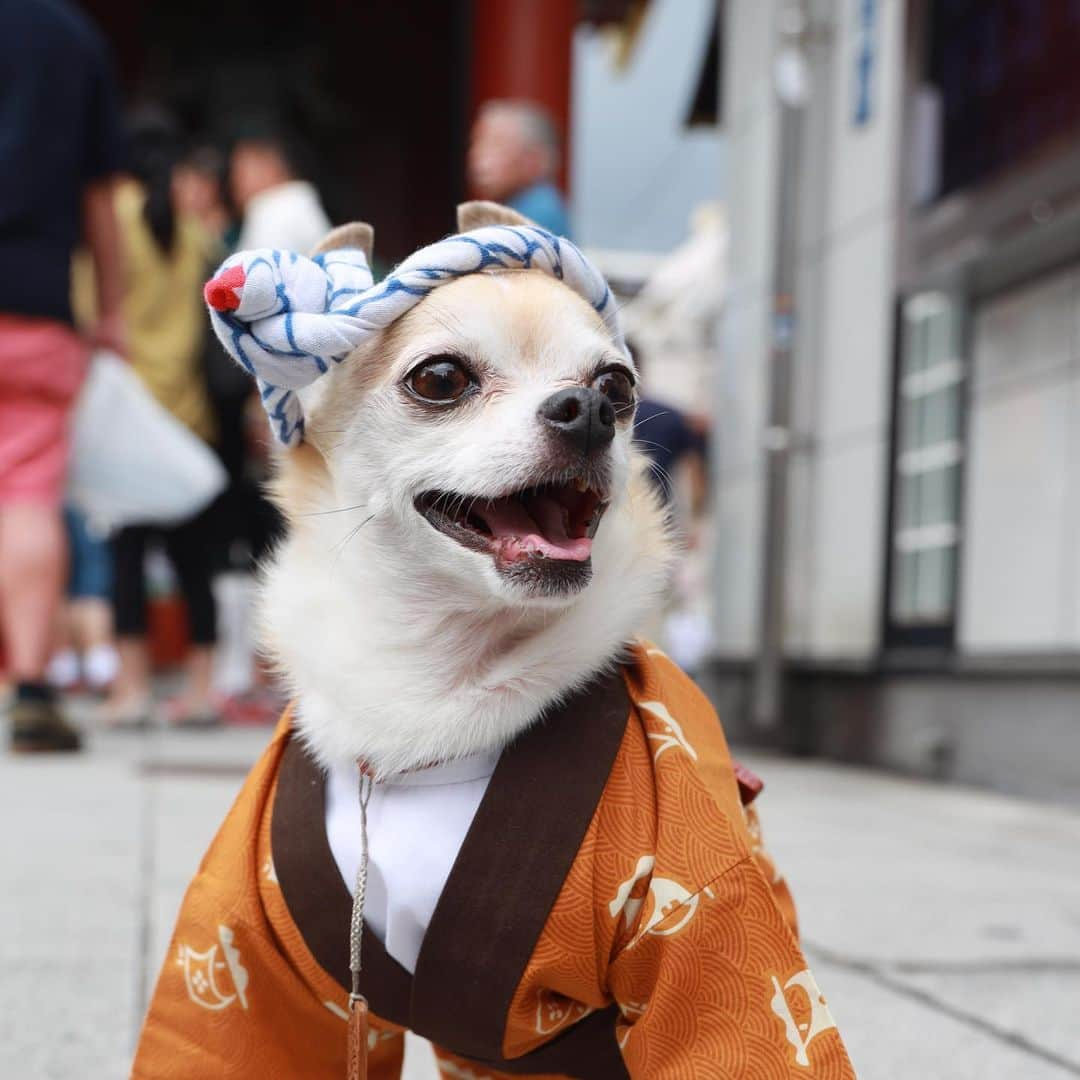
133 644 855 1079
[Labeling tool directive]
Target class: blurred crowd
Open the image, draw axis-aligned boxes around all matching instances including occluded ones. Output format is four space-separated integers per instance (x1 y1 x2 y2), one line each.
0 0 327 751
0 0 706 755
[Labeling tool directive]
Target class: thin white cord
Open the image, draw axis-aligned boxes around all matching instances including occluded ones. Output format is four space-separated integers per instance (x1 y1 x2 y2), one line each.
348 771 374 1004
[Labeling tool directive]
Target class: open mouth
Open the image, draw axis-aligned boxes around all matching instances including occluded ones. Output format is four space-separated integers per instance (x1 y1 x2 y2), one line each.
415 480 609 569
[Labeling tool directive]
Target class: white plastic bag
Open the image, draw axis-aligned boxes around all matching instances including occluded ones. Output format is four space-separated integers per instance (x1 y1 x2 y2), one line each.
67 351 227 533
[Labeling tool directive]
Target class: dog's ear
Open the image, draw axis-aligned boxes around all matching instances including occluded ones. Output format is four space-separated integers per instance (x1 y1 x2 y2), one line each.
456 200 537 232
310 222 375 262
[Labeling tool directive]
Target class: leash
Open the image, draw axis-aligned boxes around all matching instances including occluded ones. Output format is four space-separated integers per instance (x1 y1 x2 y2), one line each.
346 770 374 1080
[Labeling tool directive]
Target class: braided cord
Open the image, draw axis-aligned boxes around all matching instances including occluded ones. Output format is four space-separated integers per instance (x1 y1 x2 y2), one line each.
348 771 375 1005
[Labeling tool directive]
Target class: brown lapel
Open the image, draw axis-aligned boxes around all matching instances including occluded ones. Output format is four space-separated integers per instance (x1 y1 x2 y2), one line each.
272 734 413 1025
410 667 630 1063
272 667 632 1076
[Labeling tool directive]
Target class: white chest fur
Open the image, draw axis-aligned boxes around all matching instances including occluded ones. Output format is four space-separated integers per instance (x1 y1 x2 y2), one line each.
324 753 499 974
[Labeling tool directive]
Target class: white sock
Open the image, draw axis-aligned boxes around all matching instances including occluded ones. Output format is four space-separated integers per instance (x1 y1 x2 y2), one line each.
46 649 80 689
83 644 120 690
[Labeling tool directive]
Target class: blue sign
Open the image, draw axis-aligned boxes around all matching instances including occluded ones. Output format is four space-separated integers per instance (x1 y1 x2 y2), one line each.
854 0 877 127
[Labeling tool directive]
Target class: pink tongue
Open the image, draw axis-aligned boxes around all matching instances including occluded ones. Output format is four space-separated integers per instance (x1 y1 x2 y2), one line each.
480 495 593 563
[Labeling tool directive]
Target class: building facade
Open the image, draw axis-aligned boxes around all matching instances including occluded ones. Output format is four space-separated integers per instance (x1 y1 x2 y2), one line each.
712 0 1080 801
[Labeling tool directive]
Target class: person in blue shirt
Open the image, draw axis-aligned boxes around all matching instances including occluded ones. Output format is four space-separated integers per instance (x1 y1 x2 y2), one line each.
626 341 708 510
468 100 571 237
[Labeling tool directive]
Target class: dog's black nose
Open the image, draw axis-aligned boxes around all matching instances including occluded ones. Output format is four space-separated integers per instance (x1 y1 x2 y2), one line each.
538 387 616 455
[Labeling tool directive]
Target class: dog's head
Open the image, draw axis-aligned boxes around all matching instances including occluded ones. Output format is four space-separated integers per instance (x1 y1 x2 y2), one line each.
283 203 653 611
245 203 671 769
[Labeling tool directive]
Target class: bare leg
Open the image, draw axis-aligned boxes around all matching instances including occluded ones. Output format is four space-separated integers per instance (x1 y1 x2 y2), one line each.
103 636 153 723
0 503 65 681
70 597 118 690
163 645 219 726
70 596 114 650
183 645 215 709
46 602 80 690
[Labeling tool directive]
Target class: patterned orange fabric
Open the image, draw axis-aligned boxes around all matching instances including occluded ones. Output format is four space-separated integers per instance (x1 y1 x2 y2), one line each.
131 719 407 1079
498 643 851 1078
131 645 854 1079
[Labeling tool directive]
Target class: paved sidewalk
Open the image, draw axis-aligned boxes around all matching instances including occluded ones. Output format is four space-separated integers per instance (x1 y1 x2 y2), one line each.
1 717 1077 1079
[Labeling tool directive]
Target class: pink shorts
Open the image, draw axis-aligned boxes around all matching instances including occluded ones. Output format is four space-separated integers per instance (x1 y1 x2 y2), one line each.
0 315 88 506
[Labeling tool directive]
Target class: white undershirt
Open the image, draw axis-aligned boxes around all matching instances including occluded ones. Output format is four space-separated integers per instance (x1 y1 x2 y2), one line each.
324 752 499 974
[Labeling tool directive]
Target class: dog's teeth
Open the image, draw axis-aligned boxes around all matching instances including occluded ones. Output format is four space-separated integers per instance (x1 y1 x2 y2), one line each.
574 478 589 492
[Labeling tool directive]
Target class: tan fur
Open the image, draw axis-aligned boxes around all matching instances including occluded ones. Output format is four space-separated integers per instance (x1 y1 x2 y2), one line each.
457 200 536 232
269 441 335 526
310 221 375 261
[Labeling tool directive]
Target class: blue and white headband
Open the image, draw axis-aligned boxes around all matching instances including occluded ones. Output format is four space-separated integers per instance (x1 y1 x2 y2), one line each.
204 224 623 446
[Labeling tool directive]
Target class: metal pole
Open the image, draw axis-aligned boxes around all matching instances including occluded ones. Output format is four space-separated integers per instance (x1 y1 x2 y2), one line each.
751 2 809 731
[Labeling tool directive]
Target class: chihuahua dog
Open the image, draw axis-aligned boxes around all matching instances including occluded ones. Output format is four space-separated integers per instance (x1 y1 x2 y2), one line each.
263 205 671 777
133 203 853 1080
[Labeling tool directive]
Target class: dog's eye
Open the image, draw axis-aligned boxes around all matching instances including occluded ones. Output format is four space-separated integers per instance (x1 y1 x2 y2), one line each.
592 368 636 416
406 358 474 404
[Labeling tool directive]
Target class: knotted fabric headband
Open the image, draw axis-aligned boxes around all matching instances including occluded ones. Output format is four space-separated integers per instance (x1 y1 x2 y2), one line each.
204 224 624 446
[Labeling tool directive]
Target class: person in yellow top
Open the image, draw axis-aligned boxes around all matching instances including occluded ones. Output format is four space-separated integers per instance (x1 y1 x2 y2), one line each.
77 110 223 728
108 175 216 440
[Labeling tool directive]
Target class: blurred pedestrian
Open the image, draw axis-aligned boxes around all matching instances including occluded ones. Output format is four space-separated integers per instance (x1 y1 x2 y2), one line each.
46 508 119 695
85 111 221 728
629 341 712 673
629 342 707 512
195 133 313 725
468 100 570 236
173 144 232 250
0 0 125 752
230 135 331 254
176 143 263 567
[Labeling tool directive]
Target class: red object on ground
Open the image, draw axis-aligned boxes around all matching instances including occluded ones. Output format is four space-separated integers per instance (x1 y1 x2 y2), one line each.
470 0 577 192
733 760 765 806
204 264 246 312
219 689 287 727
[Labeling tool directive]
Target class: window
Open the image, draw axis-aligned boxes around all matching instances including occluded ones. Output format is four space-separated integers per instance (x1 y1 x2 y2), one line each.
923 0 1080 201
886 292 966 645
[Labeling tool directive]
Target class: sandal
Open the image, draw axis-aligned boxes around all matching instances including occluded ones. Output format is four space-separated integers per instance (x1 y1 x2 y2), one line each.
100 697 154 731
165 697 223 730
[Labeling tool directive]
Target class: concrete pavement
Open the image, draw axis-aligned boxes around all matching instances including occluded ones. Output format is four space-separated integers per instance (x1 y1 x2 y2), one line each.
1 714 1077 1079
750 754 1080 1079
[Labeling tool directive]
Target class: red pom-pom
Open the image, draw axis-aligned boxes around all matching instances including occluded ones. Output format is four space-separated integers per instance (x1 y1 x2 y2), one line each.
204 264 246 312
